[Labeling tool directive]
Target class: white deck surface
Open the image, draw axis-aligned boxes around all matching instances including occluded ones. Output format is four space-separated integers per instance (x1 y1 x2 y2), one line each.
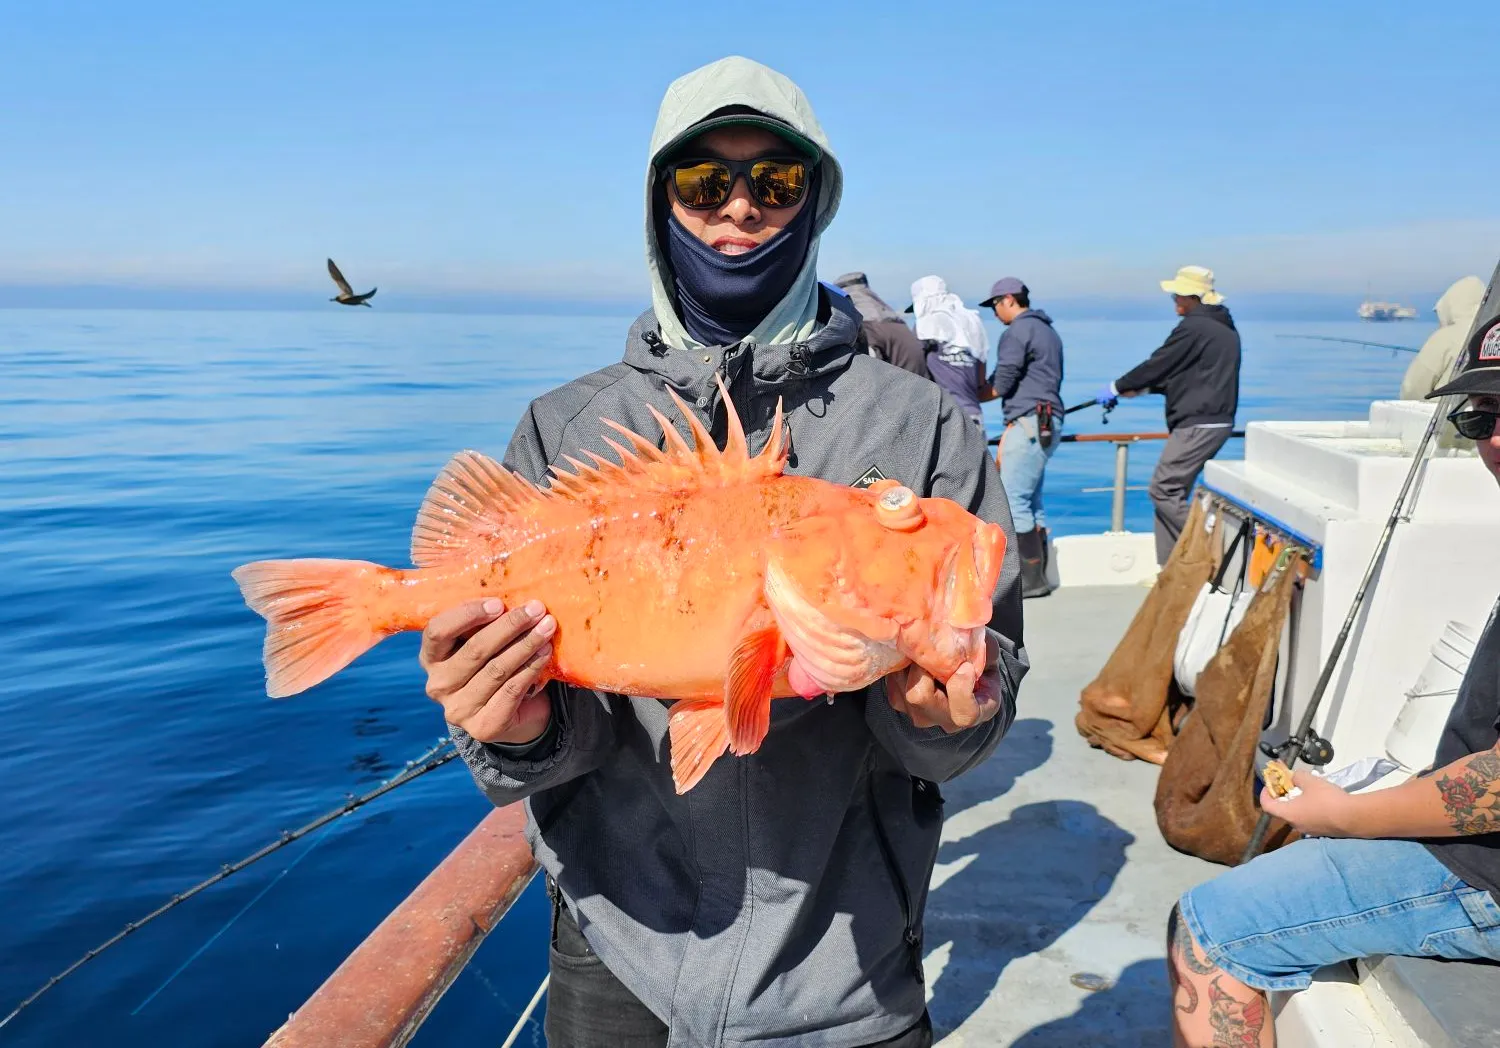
925 585 1220 1046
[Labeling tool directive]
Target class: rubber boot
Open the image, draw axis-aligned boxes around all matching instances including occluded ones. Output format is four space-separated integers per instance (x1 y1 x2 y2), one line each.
1017 528 1053 599
1039 526 1053 587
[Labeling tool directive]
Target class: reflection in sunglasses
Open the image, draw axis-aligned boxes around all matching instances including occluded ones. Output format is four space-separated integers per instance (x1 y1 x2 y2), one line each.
669 158 808 211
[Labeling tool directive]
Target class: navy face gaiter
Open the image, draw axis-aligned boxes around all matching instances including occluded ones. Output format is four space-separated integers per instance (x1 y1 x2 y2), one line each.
662 173 818 348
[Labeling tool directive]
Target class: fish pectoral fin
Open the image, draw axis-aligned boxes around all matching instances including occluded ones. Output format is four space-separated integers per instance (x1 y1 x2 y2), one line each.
725 625 785 757
668 700 730 794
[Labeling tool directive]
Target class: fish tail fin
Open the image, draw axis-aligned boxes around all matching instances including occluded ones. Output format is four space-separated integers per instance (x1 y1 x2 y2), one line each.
232 558 391 697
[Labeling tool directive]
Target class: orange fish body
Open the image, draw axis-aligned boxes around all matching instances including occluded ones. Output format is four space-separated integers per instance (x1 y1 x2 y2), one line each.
234 380 1005 792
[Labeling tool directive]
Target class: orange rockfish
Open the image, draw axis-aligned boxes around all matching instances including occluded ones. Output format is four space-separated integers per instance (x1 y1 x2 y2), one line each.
233 379 1005 793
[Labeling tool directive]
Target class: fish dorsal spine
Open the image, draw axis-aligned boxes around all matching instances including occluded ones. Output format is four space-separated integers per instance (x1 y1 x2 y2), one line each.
409 375 785 568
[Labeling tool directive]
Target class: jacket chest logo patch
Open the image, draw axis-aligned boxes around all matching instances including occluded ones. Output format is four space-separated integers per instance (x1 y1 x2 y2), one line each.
851 465 887 489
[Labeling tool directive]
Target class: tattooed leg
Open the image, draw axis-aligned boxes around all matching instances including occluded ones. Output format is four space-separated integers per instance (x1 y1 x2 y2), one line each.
1169 905 1274 1047
1208 975 1269 1047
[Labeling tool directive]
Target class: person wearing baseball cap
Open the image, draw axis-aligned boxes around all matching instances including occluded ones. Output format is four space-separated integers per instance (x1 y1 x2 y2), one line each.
1168 302 1500 1048
1429 311 1500 402
980 277 1064 598
1096 265 1242 565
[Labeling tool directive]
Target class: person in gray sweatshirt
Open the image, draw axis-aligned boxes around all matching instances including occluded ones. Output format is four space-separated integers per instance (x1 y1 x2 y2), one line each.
981 278 1064 599
416 57 1026 1048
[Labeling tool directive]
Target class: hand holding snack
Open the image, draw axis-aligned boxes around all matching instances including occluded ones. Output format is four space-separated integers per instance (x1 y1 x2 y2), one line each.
1263 759 1297 799
1259 763 1362 837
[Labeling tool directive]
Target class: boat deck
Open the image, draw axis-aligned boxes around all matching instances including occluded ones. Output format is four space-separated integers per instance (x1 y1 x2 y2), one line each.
925 584 1218 1046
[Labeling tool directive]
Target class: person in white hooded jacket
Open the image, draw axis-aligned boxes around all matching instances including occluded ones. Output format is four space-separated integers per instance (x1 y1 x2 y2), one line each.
1400 275 1486 400
416 57 1026 1048
904 275 991 427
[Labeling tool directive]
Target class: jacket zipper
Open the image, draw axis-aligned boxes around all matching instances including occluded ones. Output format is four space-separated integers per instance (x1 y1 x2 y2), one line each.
867 772 924 985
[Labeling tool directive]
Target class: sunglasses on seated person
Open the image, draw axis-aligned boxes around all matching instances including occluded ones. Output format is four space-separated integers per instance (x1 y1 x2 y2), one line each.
1448 406 1500 440
666 156 810 210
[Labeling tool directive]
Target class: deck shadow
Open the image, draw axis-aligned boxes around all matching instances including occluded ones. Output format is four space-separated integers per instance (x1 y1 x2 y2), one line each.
939 716 1054 814
1008 958 1170 1047
924 800 1133 1038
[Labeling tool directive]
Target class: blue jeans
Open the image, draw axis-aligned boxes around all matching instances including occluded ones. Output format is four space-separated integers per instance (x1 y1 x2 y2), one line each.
1179 837 1500 992
999 413 1059 533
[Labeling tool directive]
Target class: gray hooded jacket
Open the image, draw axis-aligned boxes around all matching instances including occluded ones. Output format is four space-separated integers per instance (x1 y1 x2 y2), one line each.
453 57 1026 1048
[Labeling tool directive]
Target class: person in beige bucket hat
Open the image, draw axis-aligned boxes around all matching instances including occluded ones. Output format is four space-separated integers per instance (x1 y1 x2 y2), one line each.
1095 264 1242 563
1159 264 1225 305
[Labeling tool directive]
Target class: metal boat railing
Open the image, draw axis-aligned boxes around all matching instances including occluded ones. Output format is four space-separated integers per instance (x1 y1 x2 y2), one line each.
263 806 536 1048
987 429 1243 532
263 427 1247 1047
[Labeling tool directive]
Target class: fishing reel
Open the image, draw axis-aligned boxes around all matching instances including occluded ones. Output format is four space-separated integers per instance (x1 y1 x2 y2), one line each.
1299 731 1335 767
1259 729 1335 768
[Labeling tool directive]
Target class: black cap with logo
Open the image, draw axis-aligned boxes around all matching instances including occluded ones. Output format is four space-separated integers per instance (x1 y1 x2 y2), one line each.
1430 313 1500 400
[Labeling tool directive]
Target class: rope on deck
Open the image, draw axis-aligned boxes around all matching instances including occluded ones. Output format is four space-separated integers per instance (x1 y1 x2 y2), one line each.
499 973 550 1048
0 736 458 1031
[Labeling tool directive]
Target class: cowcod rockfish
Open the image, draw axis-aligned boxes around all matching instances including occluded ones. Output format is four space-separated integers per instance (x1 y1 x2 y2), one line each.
233 379 1005 793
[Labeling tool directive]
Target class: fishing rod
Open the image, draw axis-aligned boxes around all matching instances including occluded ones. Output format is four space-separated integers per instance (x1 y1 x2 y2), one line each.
1064 400 1104 415
1242 259 1500 863
986 399 1114 448
0 736 458 1031
1275 334 1418 353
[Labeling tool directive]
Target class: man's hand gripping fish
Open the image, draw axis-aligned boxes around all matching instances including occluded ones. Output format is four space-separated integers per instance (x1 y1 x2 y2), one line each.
233 378 1006 793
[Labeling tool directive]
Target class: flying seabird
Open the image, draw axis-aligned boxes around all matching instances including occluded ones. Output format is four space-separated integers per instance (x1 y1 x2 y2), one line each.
326 258 376 307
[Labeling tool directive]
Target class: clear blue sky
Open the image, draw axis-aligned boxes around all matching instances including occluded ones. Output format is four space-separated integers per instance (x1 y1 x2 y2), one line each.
3 1 1497 307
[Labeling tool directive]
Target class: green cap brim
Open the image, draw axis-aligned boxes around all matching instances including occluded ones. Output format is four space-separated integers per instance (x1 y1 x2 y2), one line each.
655 113 822 167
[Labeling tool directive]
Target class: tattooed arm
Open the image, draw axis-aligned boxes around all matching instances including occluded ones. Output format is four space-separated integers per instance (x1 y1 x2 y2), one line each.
1264 742 1500 839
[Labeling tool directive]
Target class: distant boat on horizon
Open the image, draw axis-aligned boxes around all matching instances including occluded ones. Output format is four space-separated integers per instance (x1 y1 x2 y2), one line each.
1358 299 1418 322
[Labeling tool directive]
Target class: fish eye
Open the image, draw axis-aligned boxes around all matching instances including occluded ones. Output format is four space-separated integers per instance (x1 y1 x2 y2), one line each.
878 487 914 511
875 486 924 531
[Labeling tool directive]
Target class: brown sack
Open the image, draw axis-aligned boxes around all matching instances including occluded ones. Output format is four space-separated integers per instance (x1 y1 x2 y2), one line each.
1154 559 1301 865
1076 497 1221 764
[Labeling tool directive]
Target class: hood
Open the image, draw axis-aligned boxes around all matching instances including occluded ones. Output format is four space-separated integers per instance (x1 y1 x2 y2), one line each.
620 292 864 408
1017 308 1054 327
909 275 990 366
832 271 905 324
645 57 844 353
1188 302 1236 331
1435 276 1485 329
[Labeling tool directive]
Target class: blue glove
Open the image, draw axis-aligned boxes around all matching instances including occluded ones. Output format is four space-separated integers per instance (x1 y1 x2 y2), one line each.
1095 383 1119 408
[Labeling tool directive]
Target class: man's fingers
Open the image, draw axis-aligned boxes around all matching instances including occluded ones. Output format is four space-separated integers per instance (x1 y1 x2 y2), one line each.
452 602 548 673
421 598 505 667
457 649 553 737
941 665 981 731
463 683 553 744
444 625 555 725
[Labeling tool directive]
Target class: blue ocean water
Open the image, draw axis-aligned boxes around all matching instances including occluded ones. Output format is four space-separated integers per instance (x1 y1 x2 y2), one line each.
0 307 1417 1046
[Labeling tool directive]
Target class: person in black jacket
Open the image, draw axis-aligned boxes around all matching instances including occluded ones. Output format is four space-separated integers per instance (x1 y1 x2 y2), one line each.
833 271 931 380
1097 266 1241 564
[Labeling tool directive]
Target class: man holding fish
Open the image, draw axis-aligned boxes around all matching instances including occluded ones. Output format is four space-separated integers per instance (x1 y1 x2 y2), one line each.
423 58 1023 1047
235 55 1024 1047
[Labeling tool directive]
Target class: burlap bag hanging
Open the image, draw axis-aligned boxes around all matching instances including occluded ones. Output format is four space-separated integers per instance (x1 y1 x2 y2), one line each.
1075 497 1222 764
1154 556 1301 865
